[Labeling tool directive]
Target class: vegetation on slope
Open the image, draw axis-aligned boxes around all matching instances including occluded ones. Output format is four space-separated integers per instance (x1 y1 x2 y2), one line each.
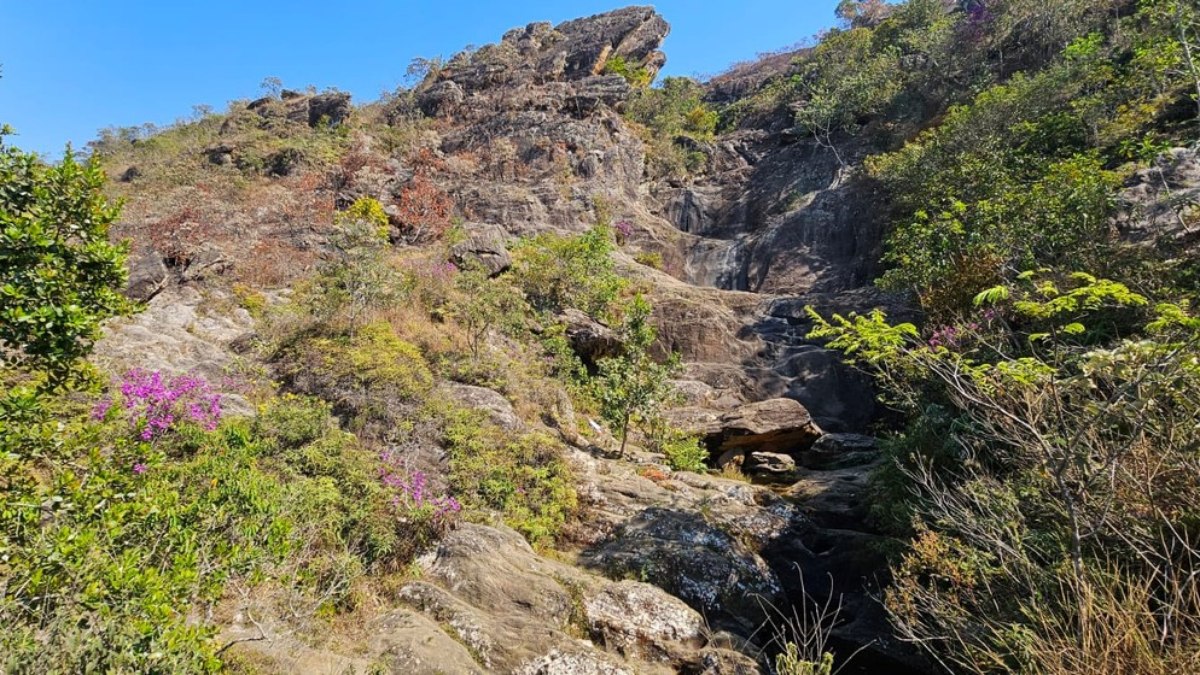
798 0 1200 671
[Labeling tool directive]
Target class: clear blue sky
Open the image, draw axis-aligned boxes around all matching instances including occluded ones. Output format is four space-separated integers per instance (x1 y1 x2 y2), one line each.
0 1 840 156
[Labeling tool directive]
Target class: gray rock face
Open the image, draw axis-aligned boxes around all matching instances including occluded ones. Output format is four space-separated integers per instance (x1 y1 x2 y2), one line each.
449 222 513 276
584 580 704 661
800 433 879 470
416 80 465 118
124 250 168 302
580 507 782 632
438 383 521 429
558 308 622 365
372 609 487 674
1114 146 1200 244
516 650 633 675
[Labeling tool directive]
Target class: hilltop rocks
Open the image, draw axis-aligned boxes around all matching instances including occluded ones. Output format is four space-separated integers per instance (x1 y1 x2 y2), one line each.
243 90 353 128
417 6 666 124
431 6 667 95
555 6 669 80
416 80 465 117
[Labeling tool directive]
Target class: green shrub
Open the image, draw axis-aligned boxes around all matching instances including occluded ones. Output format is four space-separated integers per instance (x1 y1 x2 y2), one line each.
438 403 577 546
633 250 665 270
306 321 434 403
603 55 652 88
0 130 132 385
661 434 709 473
624 77 718 177
511 224 628 320
255 393 334 448
0 414 292 673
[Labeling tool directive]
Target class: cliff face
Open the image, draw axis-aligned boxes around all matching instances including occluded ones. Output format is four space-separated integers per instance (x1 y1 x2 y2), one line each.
380 6 901 434
95 6 927 673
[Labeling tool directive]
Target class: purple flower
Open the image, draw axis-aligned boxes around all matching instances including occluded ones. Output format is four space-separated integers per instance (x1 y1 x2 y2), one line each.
106 369 224 441
132 462 148 475
378 451 460 523
91 398 114 421
613 220 634 241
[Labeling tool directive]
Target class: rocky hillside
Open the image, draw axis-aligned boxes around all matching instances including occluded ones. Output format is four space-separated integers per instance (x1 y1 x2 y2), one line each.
4 1 1199 674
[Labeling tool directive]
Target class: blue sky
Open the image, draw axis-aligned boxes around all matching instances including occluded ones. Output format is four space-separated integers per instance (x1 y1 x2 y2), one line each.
0 2 840 156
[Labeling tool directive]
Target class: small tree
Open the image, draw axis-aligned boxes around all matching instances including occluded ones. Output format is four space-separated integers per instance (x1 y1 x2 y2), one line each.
592 296 680 456
451 262 527 361
0 130 131 385
312 197 396 330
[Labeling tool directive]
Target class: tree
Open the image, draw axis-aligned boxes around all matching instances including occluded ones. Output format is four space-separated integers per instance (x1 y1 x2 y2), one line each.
451 262 527 361
312 197 396 331
510 224 627 320
592 296 680 456
0 130 131 385
835 0 891 28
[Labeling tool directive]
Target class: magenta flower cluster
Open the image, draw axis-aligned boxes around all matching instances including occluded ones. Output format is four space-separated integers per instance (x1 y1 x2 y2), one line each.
613 219 634 242
93 369 223 441
379 450 461 522
928 322 982 350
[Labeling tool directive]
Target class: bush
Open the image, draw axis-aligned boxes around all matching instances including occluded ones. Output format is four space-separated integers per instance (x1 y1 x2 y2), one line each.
510 224 628 320
438 403 577 546
0 131 132 384
661 434 709 473
283 322 433 432
394 175 453 244
0 407 291 672
809 274 1200 672
603 55 652 88
255 393 333 448
624 77 718 177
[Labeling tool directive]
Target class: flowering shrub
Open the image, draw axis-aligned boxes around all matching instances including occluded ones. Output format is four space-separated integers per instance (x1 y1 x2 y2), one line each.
94 369 222 441
400 257 458 308
613 219 634 243
379 450 461 523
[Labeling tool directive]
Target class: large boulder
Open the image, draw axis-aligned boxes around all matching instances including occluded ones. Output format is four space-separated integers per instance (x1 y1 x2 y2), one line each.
125 249 168 302
580 507 782 633
584 581 704 661
449 223 513 276
558 308 622 366
416 80 465 118
671 398 822 465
